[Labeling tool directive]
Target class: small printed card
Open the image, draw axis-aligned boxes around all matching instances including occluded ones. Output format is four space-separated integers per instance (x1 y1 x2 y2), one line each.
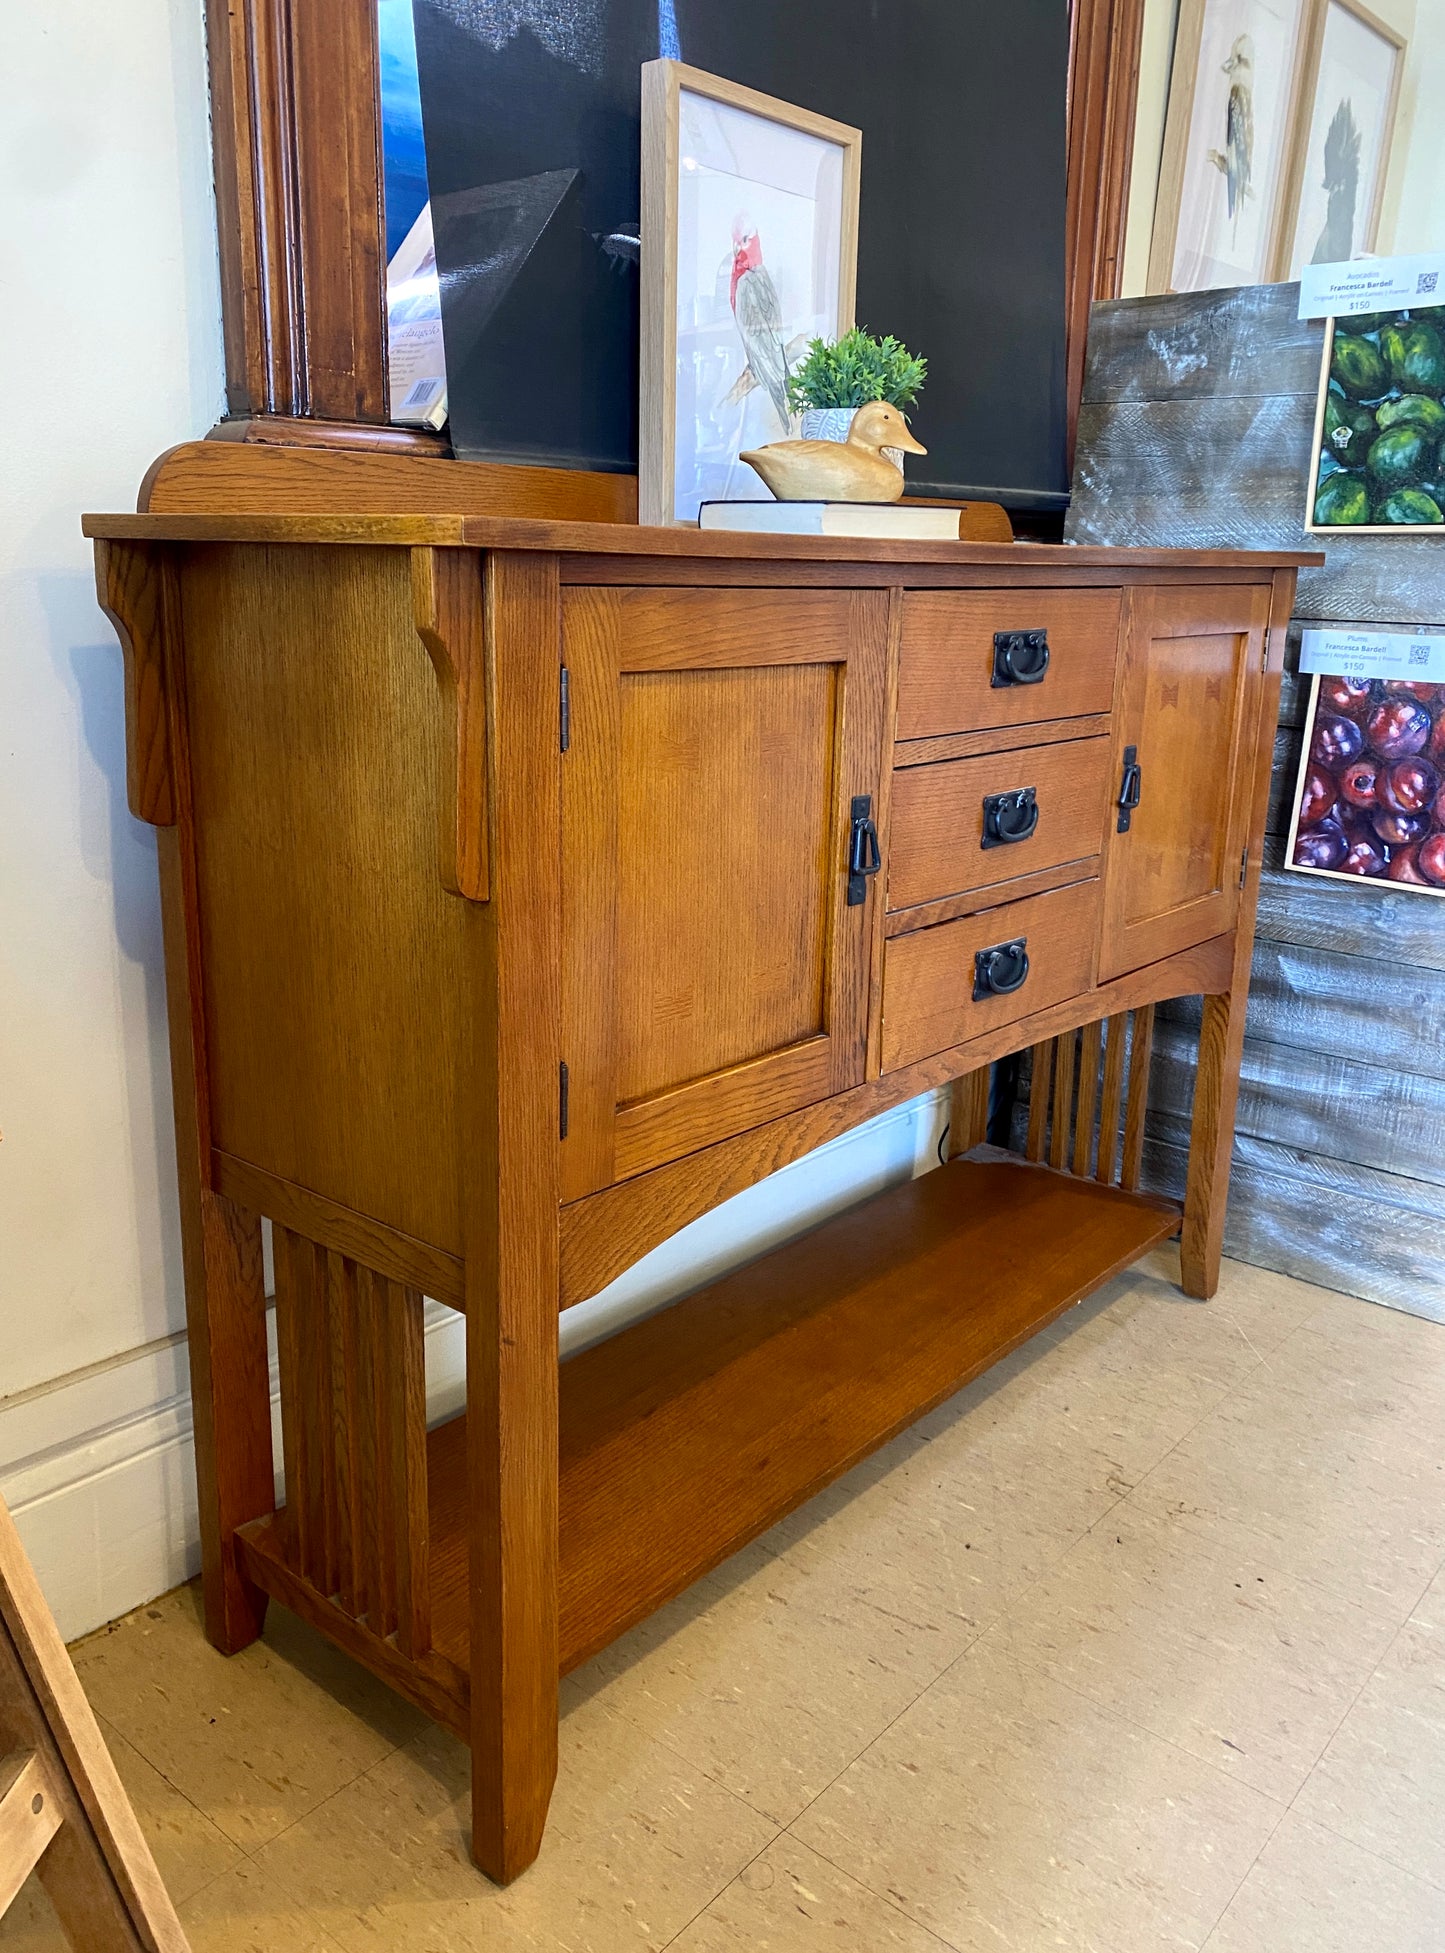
1298 253 1445 322
1299 628 1445 683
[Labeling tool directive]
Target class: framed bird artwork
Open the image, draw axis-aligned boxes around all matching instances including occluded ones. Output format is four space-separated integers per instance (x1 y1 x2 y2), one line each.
640 61 861 526
1148 0 1313 294
1276 0 1405 283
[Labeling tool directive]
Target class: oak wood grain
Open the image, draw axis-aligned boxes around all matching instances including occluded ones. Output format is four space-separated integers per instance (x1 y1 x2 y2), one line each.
179 543 469 1252
412 547 490 902
463 552 562 1882
1098 583 1270 982
92 542 175 827
83 509 1323 573
142 441 639 522
888 736 1111 911
897 588 1123 740
554 1156 1178 1669
559 931 1235 1306
882 878 1102 1073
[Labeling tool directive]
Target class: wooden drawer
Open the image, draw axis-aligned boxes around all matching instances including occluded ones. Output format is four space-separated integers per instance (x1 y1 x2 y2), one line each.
897 590 1121 740
888 735 1112 914
881 877 1100 1072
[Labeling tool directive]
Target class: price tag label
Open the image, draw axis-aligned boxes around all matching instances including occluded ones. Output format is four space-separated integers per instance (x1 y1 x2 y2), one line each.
1298 254 1445 321
1300 628 1445 682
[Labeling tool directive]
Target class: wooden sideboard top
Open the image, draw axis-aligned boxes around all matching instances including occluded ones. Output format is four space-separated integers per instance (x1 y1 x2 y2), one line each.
82 507 1323 571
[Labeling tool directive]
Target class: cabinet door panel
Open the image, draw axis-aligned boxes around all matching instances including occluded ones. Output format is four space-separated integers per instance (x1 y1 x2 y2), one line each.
1099 584 1269 981
562 586 887 1198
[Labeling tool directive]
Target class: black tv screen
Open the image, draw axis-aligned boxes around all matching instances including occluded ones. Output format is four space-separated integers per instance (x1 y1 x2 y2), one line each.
412 0 1069 510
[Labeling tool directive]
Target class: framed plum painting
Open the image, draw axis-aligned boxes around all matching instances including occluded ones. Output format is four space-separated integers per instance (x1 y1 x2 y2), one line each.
640 61 861 526
1287 637 1445 895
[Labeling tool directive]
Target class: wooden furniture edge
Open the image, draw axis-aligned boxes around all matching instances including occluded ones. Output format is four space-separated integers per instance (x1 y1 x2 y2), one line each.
83 512 1324 571
1178 564 1297 1293
212 1153 465 1307
559 933 1230 1307
233 1519 470 1738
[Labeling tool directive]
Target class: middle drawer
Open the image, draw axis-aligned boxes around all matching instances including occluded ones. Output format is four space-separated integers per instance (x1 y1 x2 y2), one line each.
888 735 1112 914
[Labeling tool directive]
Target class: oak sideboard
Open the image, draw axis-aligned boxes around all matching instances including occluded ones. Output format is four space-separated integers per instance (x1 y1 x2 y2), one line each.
86 451 1317 1882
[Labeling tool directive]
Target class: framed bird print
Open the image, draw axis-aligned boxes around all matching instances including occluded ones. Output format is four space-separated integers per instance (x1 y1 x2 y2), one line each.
1277 0 1404 283
640 61 861 526
1149 0 1311 294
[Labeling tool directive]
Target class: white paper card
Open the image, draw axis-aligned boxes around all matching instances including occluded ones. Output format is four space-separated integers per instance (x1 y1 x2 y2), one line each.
1300 627 1445 682
1298 253 1445 321
387 202 448 429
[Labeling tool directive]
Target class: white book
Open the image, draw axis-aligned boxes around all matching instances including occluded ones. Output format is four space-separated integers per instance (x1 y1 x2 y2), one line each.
698 500 963 541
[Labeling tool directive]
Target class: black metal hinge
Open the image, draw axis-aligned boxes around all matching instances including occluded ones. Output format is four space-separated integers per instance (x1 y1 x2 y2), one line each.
560 664 571 752
1239 846 1249 890
559 1060 569 1139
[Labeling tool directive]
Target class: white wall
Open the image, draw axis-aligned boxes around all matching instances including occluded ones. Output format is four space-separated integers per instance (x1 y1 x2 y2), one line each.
0 0 222 1630
0 0 951 1639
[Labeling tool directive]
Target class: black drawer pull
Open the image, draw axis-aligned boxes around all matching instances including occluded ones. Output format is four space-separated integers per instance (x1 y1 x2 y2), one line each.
1117 744 1142 832
973 937 1030 1000
981 785 1039 849
846 794 881 905
992 629 1050 687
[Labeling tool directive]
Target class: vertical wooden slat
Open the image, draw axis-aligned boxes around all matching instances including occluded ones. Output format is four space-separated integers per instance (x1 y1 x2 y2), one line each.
1025 1042 1053 1161
1072 1019 1103 1177
1096 1012 1129 1186
353 1267 397 1638
1048 1032 1077 1170
272 1225 308 1576
947 1067 991 1158
381 1281 432 1659
1121 1004 1156 1192
273 1227 337 1592
327 1252 362 1615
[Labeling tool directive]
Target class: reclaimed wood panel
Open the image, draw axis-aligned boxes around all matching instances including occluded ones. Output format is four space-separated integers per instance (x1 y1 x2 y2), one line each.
1068 281 1445 1319
1144 1131 1445 1322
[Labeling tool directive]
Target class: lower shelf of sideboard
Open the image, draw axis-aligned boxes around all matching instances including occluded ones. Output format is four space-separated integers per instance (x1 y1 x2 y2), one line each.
423 1152 1179 1680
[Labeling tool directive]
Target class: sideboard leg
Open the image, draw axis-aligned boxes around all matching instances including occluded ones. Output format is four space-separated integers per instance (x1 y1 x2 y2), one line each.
1180 988 1247 1299
158 829 273 1652
464 551 560 1884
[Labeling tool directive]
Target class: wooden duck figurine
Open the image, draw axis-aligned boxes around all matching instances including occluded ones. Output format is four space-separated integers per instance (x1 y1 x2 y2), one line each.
740 400 926 503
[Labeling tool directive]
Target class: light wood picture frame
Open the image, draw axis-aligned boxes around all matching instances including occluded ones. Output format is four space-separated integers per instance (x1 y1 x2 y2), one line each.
1286 668 1445 891
1304 315 1445 534
1148 0 1312 294
1274 0 1404 281
640 61 861 528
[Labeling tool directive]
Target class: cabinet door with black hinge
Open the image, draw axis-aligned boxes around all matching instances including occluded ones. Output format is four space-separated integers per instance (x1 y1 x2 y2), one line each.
560 585 888 1199
1099 582 1271 981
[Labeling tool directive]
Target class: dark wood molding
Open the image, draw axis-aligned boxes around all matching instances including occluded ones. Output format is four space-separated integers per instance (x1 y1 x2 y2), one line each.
1065 0 1146 459
204 0 388 421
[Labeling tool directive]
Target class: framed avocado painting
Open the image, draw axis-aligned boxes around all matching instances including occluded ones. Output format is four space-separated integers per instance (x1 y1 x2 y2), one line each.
1308 308 1445 532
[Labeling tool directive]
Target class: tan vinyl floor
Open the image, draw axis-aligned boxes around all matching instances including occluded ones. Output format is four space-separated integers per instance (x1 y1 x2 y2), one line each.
5 1246 1445 1952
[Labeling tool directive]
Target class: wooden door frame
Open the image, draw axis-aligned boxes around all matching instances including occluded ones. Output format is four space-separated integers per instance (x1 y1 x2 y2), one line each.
1065 0 1146 461
204 0 1142 469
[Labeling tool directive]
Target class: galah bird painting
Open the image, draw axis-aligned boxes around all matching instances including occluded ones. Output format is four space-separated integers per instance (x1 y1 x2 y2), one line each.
1207 33 1255 240
728 219 793 433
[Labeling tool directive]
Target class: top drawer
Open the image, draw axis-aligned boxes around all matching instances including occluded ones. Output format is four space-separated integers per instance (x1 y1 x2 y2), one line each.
897 589 1122 740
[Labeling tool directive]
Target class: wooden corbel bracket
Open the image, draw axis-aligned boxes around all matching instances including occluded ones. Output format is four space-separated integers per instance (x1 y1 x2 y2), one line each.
92 539 177 828
411 547 490 902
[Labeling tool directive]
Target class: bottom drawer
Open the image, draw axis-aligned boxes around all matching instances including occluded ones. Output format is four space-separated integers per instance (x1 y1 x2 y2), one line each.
881 878 1100 1072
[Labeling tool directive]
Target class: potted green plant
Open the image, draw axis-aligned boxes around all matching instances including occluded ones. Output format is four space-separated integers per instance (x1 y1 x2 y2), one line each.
787 327 927 469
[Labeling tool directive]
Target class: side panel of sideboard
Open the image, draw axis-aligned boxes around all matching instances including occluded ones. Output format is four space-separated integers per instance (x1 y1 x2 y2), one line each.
174 543 471 1256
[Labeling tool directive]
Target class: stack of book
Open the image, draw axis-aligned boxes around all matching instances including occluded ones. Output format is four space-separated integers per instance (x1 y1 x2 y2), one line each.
698 501 965 540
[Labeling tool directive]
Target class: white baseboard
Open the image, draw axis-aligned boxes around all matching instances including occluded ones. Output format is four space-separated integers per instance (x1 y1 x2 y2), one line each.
0 1088 947 1643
